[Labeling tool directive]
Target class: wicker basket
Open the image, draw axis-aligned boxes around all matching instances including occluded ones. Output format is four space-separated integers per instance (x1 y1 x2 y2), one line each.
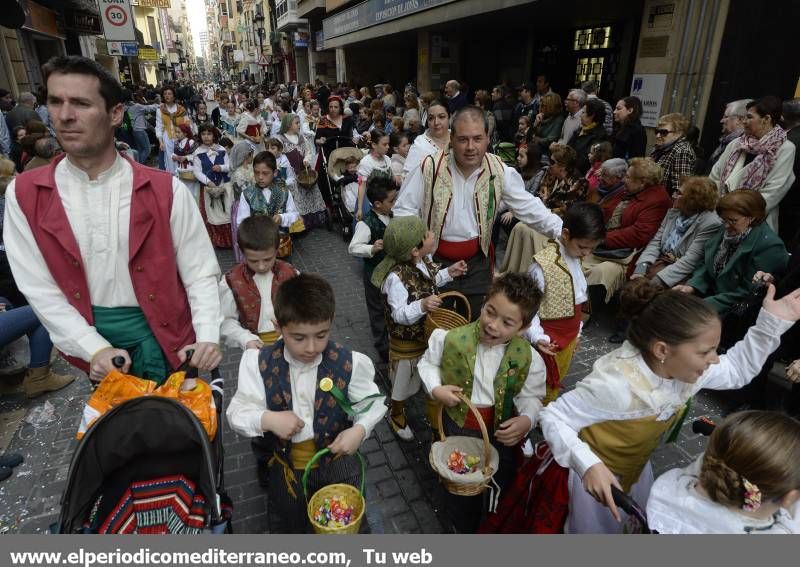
178 169 196 181
424 291 472 340
429 393 498 496
297 166 318 189
278 234 292 258
304 449 366 535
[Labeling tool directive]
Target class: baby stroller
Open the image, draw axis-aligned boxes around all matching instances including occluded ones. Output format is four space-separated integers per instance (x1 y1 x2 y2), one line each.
55 358 231 534
323 146 364 242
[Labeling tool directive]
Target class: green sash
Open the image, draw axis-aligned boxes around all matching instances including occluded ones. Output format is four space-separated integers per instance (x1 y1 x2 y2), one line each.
92 306 170 384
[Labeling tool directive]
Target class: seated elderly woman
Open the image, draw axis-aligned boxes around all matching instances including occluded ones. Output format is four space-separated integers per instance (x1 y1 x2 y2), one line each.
499 144 587 273
650 112 697 198
631 176 722 288
675 189 788 315
582 157 672 302
710 96 797 233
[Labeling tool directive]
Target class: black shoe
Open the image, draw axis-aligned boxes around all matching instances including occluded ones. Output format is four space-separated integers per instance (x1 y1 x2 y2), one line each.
0 467 11 482
608 331 625 344
0 453 22 468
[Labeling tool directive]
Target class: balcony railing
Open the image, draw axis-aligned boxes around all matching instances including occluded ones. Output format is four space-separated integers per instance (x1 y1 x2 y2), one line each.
275 0 308 31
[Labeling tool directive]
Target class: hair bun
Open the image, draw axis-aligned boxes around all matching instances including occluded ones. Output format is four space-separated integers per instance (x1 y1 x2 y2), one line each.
619 279 666 320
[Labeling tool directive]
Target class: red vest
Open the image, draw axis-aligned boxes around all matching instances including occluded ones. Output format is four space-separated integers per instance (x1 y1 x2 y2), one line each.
224 260 296 333
13 153 196 372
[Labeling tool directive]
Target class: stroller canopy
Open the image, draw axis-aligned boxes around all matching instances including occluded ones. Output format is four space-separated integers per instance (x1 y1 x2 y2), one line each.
327 147 364 179
58 397 220 533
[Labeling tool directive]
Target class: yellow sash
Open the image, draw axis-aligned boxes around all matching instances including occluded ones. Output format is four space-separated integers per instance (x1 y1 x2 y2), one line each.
259 330 281 346
268 439 318 499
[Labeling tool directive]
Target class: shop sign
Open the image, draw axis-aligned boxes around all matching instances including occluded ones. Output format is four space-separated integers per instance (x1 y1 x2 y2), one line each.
22 0 61 38
98 0 136 42
130 0 172 8
138 47 160 60
294 31 310 48
64 9 103 35
323 0 457 40
631 73 668 128
108 41 139 56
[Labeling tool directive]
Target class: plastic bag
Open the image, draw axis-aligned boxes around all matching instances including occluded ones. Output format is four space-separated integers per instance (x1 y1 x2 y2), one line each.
77 369 217 440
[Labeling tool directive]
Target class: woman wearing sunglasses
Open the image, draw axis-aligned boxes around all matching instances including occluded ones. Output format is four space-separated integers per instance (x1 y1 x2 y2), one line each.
650 113 697 198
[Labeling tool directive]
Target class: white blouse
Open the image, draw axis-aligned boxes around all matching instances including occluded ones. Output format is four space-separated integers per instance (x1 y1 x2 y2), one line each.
418 328 547 431
348 213 391 258
227 347 387 442
540 309 794 479
380 260 453 326
192 145 230 186
647 457 800 534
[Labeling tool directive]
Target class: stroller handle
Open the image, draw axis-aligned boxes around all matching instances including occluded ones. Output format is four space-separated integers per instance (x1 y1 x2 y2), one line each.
691 417 716 436
112 349 199 378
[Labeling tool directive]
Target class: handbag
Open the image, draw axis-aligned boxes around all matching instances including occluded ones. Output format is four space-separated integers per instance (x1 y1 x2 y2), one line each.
592 245 635 260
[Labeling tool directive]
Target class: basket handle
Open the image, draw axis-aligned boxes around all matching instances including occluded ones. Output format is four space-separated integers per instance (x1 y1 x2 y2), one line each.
433 290 472 323
436 392 493 476
301 448 367 500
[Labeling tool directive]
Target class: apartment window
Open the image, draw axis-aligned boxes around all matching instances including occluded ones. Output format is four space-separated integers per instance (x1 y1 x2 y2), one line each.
573 26 611 50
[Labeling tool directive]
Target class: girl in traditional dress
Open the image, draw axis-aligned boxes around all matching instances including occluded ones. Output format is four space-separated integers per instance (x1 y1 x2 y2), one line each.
389 131 410 187
172 123 200 201
647 410 800 534
193 123 233 248
229 141 256 263
156 85 191 174
236 99 266 153
277 113 328 230
220 100 239 140
540 278 800 533
355 128 392 220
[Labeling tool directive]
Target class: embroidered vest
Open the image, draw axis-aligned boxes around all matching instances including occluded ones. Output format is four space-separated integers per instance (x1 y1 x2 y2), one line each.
13 153 196 372
259 340 353 467
440 321 532 430
533 241 577 320
362 209 387 276
224 260 297 333
197 148 230 186
384 259 439 342
420 150 505 256
243 180 288 217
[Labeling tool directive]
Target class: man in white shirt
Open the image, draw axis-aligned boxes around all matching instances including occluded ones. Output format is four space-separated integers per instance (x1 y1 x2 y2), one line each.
395 105 562 315
559 89 587 145
3 55 223 390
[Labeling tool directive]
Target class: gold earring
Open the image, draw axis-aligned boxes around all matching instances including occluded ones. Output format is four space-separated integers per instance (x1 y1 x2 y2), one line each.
660 358 666 364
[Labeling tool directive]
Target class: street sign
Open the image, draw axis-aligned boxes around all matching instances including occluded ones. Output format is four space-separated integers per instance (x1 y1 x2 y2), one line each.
107 41 139 57
99 0 136 42
257 54 269 67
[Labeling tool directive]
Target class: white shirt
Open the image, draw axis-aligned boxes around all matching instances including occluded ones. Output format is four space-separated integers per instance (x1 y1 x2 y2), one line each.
192 145 230 186
524 239 588 344
348 212 391 258
402 133 442 178
381 260 453 326
236 112 267 138
540 309 794 479
219 266 299 349
418 328 547 431
357 153 392 182
559 107 585 145
395 153 563 242
647 457 800 534
235 185 300 228
276 153 297 188
227 347 387 442
3 154 222 362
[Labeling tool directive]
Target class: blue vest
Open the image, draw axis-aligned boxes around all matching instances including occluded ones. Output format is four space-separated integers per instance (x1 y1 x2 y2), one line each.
197 149 229 186
259 340 353 467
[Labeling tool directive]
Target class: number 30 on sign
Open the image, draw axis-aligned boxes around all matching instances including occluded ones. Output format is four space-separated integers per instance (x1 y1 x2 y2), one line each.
99 0 136 42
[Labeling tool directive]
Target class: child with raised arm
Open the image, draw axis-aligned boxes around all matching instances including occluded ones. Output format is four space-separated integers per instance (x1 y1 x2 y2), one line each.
540 278 800 533
371 216 467 441
647 410 800 534
418 273 547 532
347 175 398 361
227 274 386 533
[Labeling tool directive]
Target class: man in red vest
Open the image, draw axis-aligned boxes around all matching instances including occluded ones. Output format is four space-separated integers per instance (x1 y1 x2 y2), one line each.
3 56 223 392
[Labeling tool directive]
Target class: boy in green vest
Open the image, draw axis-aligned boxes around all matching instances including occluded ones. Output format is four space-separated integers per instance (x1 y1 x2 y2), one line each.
347 176 399 362
418 272 547 532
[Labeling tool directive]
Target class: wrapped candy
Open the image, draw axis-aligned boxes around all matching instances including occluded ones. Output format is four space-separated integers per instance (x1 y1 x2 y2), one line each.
313 496 355 527
447 450 481 474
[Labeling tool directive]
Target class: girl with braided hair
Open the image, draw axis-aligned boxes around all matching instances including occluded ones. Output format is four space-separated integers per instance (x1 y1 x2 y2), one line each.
540 278 800 533
647 410 800 533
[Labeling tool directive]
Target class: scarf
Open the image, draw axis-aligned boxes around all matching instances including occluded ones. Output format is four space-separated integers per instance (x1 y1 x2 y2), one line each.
370 216 426 288
243 180 288 217
650 137 681 164
709 129 743 164
719 126 788 191
606 191 636 231
712 227 751 276
279 113 297 134
662 213 697 255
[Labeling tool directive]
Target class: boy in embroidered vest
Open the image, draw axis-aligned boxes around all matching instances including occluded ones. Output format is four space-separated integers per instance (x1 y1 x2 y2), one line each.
371 216 467 441
525 202 606 405
220 215 298 350
226 274 386 533
539 278 800 533
347 176 398 362
235 150 300 230
418 273 547 532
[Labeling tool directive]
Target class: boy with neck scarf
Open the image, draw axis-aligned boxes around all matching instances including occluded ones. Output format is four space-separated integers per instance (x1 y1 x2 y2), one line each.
371 216 467 441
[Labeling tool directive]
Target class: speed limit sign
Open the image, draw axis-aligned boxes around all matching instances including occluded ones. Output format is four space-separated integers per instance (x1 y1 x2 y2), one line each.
99 0 135 42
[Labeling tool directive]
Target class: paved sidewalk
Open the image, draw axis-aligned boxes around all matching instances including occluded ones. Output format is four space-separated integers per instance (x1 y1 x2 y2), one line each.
0 227 727 534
